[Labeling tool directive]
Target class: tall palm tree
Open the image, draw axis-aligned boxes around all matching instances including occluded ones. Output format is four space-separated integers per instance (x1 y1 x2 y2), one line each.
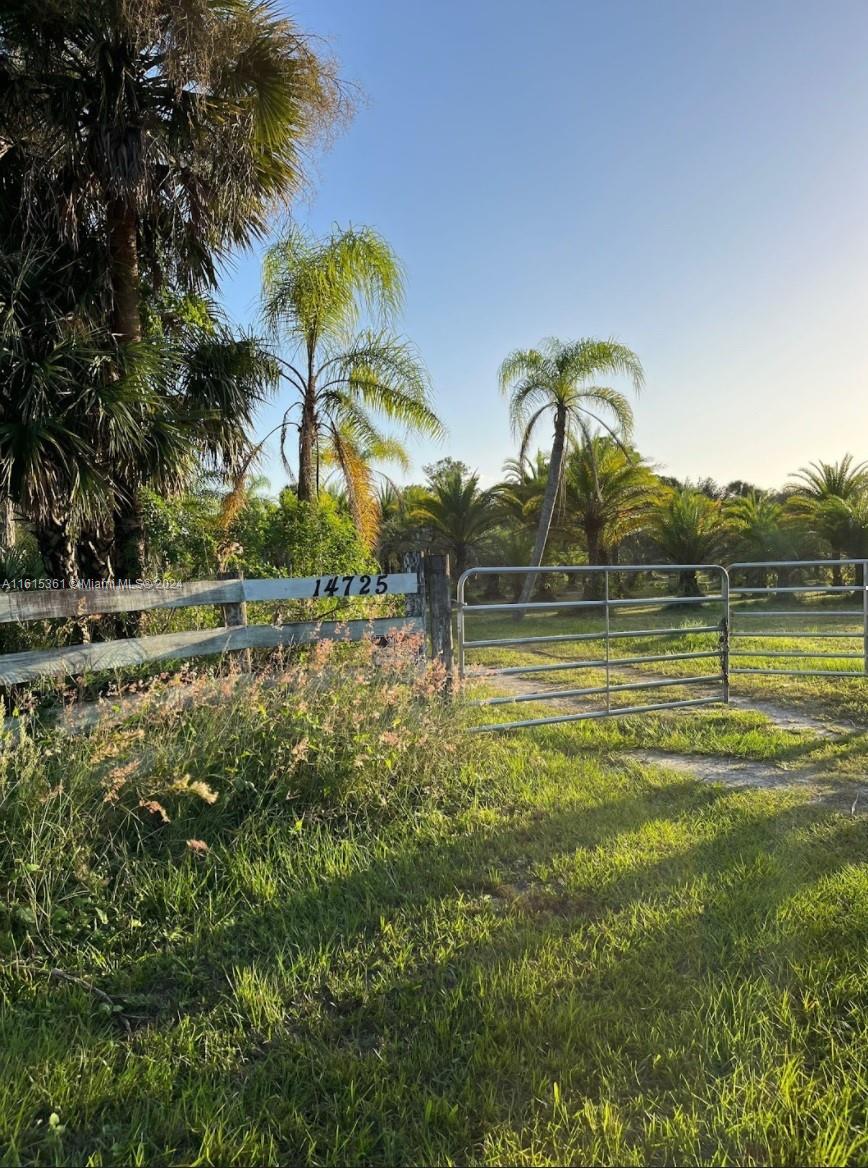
412 464 494 580
0 0 342 583
0 0 343 345
499 337 644 608
261 224 443 510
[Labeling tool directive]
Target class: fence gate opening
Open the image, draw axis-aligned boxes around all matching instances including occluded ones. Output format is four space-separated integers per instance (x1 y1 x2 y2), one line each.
457 564 729 732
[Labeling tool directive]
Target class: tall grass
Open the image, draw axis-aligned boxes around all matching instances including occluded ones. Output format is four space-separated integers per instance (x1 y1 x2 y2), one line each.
0 632 467 963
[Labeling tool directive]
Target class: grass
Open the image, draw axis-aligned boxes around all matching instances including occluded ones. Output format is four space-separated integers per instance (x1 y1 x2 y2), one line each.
3 631 868 1164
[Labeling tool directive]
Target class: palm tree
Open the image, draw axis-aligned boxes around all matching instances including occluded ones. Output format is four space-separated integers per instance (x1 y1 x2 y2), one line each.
412 464 494 580
563 431 660 568
651 487 727 596
786 455 868 583
499 337 644 608
375 483 433 572
725 490 806 587
0 238 117 581
0 258 275 590
261 225 444 513
725 489 803 557
788 455 868 502
814 496 868 585
0 0 342 583
1 0 343 345
105 304 279 587
496 452 550 528
492 453 550 570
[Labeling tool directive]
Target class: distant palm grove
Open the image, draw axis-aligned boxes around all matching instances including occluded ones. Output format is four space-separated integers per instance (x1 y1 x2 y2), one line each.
1 1 866 610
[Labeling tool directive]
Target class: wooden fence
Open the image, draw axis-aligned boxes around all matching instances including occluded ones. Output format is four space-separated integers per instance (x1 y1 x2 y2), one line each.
0 552 453 686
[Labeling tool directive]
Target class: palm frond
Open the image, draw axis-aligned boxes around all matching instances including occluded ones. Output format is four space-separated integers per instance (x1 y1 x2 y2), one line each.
262 224 405 350
326 423 379 547
320 331 443 439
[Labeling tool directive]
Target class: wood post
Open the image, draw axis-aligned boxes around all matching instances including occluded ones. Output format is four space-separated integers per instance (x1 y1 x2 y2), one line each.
425 553 453 686
402 551 425 619
217 570 250 672
402 551 426 662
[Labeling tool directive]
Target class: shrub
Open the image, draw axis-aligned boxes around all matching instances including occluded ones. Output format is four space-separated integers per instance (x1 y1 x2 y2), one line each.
143 485 375 580
240 489 375 577
0 632 467 959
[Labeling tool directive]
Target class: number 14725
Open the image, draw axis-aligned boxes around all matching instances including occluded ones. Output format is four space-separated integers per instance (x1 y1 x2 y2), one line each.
311 574 389 597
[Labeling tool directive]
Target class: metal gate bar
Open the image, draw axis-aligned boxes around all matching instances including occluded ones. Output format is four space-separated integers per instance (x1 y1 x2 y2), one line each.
463 624 722 650
729 559 868 678
479 674 720 707
457 564 729 732
490 648 722 677
470 696 720 735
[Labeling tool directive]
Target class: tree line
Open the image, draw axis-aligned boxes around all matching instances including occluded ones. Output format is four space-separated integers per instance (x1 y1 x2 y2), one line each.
375 451 868 596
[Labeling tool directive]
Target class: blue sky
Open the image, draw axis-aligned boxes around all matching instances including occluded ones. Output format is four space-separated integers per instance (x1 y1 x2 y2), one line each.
219 0 868 492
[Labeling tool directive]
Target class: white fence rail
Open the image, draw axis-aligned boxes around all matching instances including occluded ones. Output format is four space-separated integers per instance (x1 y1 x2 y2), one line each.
0 562 448 686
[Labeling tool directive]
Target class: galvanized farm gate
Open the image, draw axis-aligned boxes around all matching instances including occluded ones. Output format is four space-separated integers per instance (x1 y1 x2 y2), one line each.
457 564 730 732
457 559 868 732
728 559 868 679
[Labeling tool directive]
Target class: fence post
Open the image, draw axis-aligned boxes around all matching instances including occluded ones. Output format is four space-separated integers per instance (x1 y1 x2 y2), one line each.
425 553 453 687
402 551 426 661
217 570 250 672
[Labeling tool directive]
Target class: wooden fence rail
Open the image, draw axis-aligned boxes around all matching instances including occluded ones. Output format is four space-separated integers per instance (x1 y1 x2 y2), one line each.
0 572 420 623
0 555 454 687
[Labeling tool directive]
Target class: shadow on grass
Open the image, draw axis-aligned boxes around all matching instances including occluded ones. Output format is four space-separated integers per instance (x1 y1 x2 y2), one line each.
11 755 868 1166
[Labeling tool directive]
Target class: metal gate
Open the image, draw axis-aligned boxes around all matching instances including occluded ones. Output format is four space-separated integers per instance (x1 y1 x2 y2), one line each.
457 564 729 732
457 559 868 732
728 559 868 679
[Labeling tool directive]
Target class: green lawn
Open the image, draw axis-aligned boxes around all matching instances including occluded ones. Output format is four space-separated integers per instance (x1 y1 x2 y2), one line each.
2 641 868 1165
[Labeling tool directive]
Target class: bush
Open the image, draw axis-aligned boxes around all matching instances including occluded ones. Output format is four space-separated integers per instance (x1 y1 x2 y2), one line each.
143 485 375 580
0 632 466 960
239 489 375 578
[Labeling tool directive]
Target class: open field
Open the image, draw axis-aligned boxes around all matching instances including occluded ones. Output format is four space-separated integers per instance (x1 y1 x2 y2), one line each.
3 632 868 1165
